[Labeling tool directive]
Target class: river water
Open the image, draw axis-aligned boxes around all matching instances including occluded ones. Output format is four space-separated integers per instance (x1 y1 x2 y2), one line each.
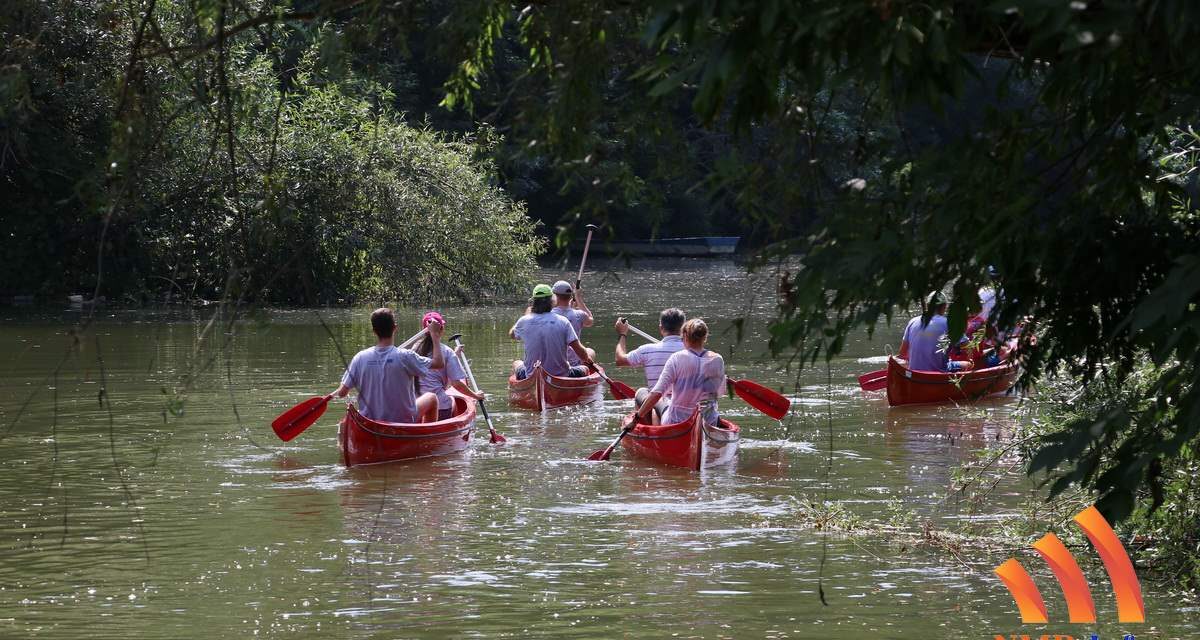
0 260 1194 639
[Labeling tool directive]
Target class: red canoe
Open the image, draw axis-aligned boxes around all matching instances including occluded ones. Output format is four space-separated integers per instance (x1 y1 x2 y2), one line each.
619 410 740 471
507 364 605 411
885 356 1020 406
338 391 476 466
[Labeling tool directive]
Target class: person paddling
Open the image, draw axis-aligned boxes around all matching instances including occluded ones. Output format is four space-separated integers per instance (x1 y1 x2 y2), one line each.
899 291 971 373
333 308 445 422
551 280 596 366
413 311 485 421
614 308 686 422
510 284 597 379
634 319 725 427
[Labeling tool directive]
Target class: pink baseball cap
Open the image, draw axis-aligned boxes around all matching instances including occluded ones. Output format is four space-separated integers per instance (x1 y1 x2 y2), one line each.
421 311 445 328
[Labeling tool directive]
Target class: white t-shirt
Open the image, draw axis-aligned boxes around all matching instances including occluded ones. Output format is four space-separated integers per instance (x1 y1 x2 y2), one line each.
341 345 432 422
626 335 685 389
513 312 579 377
552 306 590 364
417 343 467 411
652 347 725 426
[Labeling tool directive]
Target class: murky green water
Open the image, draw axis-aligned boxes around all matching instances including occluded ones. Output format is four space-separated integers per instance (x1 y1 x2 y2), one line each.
1 260 1194 638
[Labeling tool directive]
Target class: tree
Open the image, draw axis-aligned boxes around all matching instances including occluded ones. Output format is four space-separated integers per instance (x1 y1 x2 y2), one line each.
439 0 1200 522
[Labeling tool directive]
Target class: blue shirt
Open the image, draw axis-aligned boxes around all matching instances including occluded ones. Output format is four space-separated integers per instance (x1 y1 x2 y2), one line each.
513 312 579 377
902 314 951 372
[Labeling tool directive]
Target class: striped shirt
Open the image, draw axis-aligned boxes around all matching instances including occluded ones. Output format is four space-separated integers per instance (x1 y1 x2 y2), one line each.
552 306 590 365
652 347 725 426
625 335 685 389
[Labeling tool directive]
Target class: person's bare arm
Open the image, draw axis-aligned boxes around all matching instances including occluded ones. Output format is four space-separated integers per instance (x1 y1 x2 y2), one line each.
570 339 594 368
428 323 445 370
334 384 351 398
451 379 485 400
613 318 632 366
509 308 530 340
636 391 663 422
574 288 594 327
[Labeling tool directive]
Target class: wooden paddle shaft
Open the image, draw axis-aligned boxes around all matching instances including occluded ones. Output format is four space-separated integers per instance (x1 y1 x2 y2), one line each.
577 226 596 285
450 337 483 394
399 327 429 350
623 321 660 344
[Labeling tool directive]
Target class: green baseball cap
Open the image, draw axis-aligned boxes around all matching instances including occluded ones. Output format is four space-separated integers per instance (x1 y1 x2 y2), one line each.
532 284 553 298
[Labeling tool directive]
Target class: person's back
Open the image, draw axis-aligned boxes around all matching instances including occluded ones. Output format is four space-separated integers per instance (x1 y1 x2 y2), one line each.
627 335 685 389
901 313 949 372
344 344 430 422
417 342 466 416
550 280 593 366
514 311 578 377
647 319 725 427
552 306 588 364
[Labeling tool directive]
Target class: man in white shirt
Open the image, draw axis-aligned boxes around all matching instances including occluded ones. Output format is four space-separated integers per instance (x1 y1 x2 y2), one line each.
550 280 596 366
334 308 444 422
614 308 686 422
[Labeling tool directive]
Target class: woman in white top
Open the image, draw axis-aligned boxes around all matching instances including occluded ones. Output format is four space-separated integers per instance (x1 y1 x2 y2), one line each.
634 319 725 427
413 311 485 421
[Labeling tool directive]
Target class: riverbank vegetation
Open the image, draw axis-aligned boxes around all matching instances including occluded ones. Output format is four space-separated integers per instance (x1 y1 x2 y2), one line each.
2 1 542 304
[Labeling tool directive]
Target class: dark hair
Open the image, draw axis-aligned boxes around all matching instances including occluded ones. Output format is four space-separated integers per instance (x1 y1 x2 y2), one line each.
371 308 396 339
659 308 685 334
920 303 949 329
531 296 553 314
681 318 708 344
415 333 435 356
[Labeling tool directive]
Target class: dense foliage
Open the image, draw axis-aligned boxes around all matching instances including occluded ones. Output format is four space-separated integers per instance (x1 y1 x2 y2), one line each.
0 0 542 304
437 0 1200 522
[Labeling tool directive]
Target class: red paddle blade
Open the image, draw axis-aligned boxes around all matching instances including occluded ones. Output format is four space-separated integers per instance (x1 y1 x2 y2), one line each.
586 447 612 461
271 395 331 442
607 378 636 400
858 370 888 392
730 379 791 420
489 430 507 444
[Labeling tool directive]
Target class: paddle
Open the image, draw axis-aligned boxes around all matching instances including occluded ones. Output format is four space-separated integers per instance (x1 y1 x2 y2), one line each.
576 223 599 290
858 368 888 392
621 320 792 419
450 333 506 444
590 363 636 400
272 393 335 442
399 327 429 350
271 327 430 442
587 414 636 461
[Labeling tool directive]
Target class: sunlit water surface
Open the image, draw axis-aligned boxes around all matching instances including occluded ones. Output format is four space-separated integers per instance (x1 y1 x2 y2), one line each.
1 259 1194 638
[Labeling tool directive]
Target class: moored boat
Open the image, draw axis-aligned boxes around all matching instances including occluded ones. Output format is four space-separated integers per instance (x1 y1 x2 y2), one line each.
619 410 740 471
588 236 740 257
338 391 476 466
507 364 605 411
885 356 1020 407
